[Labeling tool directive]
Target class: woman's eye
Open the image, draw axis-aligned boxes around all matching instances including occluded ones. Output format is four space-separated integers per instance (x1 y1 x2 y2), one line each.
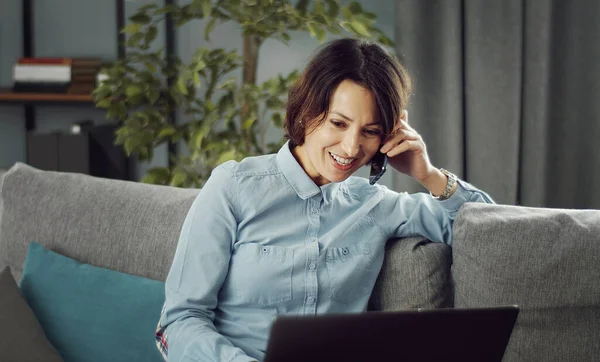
364 129 382 136
331 120 346 128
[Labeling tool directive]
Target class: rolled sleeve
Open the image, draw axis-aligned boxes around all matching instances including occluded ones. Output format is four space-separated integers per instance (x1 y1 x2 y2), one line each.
437 179 495 215
381 179 494 245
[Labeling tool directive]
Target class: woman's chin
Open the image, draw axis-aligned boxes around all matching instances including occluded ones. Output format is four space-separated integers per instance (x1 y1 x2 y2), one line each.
315 157 366 184
322 168 355 184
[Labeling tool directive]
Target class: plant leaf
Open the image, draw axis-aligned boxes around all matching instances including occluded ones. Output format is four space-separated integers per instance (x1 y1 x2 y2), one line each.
203 0 212 17
242 118 256 130
194 60 207 72
316 27 326 42
325 0 339 17
96 98 111 108
147 88 160 104
295 0 309 12
124 138 136 156
122 23 143 34
144 61 158 73
130 13 151 24
145 26 158 46
349 1 363 14
341 6 353 20
141 166 170 184
125 85 143 97
315 0 325 15
177 76 188 95
216 149 236 165
193 72 201 86
349 21 370 37
170 169 187 187
306 22 318 37
205 18 217 41
158 126 177 138
192 123 211 149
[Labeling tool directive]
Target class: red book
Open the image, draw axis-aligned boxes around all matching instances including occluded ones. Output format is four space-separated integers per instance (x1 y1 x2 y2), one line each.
18 57 73 65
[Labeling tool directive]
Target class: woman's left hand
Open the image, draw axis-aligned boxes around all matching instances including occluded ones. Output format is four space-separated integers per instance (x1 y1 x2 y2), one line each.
379 110 437 182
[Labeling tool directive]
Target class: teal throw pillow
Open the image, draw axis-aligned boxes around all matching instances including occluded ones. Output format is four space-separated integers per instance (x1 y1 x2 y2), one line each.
19 242 165 362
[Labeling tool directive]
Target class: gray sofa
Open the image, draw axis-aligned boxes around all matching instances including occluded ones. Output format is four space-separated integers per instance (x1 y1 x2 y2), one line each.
1 162 599 361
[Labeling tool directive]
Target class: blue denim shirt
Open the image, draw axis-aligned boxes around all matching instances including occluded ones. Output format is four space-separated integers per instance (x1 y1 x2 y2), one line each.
157 141 494 362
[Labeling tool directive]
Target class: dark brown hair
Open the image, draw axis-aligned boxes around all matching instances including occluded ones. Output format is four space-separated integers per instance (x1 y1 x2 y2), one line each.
285 37 412 147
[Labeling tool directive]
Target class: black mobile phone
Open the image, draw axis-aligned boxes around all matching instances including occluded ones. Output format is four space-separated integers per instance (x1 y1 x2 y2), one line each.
369 151 387 185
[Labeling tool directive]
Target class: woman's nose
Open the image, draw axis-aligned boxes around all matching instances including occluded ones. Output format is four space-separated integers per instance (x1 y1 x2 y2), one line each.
341 133 360 157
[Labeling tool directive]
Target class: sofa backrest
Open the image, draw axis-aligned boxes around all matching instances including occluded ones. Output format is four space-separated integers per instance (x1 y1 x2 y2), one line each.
0 163 454 311
452 203 600 361
0 163 199 282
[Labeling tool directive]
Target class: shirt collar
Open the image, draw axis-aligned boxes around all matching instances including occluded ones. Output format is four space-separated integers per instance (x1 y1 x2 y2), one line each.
276 141 322 199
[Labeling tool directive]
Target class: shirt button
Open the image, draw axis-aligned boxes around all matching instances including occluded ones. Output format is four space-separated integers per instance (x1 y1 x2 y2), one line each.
342 247 349 255
307 297 315 304
311 207 318 214
309 262 316 270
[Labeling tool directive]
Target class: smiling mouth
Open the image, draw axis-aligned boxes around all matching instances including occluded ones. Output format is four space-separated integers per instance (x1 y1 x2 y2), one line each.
329 152 356 170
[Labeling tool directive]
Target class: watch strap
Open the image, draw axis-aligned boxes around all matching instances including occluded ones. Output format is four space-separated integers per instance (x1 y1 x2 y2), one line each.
437 168 457 200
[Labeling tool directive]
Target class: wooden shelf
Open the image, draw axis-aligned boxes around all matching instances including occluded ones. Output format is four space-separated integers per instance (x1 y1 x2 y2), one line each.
0 88 94 103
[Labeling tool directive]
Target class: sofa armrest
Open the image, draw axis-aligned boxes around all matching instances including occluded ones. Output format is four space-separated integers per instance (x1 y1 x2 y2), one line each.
369 236 452 311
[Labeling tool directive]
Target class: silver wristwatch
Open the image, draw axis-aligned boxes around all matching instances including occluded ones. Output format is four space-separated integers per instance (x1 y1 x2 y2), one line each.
437 168 458 200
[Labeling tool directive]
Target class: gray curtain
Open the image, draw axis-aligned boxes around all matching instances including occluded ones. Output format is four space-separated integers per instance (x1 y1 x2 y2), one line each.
394 0 600 209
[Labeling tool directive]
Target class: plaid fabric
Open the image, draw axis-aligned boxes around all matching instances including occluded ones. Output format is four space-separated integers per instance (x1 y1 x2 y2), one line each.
155 303 168 361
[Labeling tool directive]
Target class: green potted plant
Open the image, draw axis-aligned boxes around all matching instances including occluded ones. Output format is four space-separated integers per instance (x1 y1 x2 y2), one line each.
94 0 393 187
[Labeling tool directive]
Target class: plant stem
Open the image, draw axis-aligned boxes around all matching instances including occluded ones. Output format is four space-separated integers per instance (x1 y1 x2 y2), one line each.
241 34 262 150
242 36 260 84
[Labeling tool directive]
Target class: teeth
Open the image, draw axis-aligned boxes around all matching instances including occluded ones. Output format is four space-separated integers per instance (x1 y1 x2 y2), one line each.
329 152 354 165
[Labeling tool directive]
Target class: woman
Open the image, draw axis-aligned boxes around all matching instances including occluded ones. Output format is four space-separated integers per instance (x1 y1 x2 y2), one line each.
155 38 493 362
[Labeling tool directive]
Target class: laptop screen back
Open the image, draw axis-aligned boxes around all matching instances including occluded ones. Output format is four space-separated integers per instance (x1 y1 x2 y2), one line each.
264 306 519 362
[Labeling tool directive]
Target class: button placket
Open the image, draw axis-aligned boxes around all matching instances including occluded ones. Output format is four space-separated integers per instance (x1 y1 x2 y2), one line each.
303 197 321 316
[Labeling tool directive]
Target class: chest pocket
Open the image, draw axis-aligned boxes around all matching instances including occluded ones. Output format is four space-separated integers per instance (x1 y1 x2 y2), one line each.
225 243 294 306
325 243 376 304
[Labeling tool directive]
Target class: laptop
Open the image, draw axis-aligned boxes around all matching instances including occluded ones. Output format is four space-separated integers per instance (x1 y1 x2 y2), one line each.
264 305 519 362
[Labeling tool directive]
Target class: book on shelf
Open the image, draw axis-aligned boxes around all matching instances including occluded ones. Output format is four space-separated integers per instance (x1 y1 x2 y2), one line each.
13 65 71 82
17 57 72 65
12 82 70 93
72 58 103 68
67 82 96 95
11 57 103 94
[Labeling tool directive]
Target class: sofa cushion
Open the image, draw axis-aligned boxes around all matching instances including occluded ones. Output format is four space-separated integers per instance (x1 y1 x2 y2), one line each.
369 236 452 310
452 203 600 361
0 163 199 282
0 266 63 362
20 241 165 362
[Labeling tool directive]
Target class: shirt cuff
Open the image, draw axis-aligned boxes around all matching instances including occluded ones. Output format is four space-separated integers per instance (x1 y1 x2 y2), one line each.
436 179 472 212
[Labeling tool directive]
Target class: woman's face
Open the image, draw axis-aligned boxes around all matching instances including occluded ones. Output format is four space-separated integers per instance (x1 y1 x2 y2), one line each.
293 80 383 186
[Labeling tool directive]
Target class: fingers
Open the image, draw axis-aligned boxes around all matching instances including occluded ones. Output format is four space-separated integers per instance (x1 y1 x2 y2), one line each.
380 128 421 153
380 111 424 157
401 110 408 124
385 139 422 157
